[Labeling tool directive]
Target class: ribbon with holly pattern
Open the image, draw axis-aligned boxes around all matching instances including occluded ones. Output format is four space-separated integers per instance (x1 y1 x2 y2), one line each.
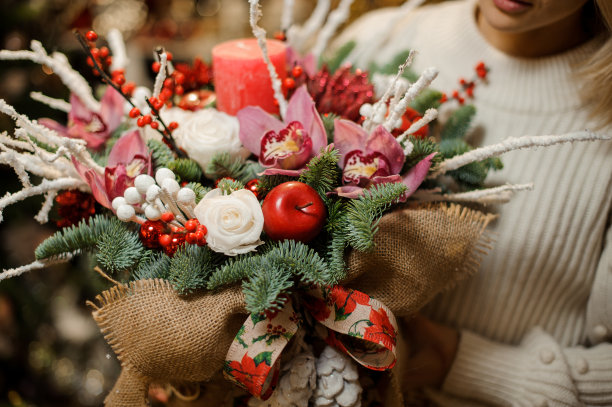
223 285 398 400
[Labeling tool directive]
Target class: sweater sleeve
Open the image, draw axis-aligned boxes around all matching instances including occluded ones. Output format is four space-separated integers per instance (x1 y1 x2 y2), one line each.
441 223 612 407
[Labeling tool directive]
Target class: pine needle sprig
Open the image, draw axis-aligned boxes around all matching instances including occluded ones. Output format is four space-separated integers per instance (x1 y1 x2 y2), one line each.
410 89 443 114
168 244 217 295
242 259 293 315
403 136 442 172
440 104 476 140
266 240 330 286
217 178 245 195
35 215 119 260
344 182 408 252
324 41 356 73
325 228 349 283
132 252 171 281
257 174 296 198
207 254 264 290
147 139 175 167
298 148 341 198
167 158 203 182
96 223 146 274
321 112 339 144
183 182 209 203
205 152 248 182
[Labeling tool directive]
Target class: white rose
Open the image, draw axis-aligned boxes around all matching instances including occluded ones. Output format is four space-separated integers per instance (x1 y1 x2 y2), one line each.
169 108 246 173
194 188 264 256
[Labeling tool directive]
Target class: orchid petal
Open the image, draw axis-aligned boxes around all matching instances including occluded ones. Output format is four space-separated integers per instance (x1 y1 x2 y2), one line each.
38 119 68 137
67 123 107 150
366 125 405 175
260 168 302 176
285 86 327 155
107 130 147 167
402 153 436 197
105 165 129 201
333 118 369 167
100 87 124 133
335 185 365 199
71 157 112 209
68 94 93 123
237 106 284 156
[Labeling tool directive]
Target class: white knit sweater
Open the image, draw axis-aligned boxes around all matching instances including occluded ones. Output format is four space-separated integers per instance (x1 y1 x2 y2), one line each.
336 1 612 406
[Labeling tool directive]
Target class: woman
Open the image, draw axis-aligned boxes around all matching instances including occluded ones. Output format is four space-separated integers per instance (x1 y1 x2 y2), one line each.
337 0 612 405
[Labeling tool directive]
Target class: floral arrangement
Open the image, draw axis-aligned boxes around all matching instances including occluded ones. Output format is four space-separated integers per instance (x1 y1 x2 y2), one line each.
0 0 605 405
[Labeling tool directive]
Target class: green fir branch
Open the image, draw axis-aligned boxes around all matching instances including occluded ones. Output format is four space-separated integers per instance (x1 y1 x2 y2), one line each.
266 240 331 286
132 252 171 280
183 182 209 203
168 244 217 295
207 254 264 290
369 50 419 82
403 136 442 172
324 41 356 73
410 89 443 114
321 112 339 145
205 152 248 181
217 178 245 195
298 148 341 198
242 259 294 315
326 228 349 283
257 174 296 198
147 139 175 167
167 159 203 182
95 224 146 274
344 183 408 252
440 105 476 140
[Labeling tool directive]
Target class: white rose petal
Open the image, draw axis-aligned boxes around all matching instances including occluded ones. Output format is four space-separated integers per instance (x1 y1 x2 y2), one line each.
194 188 264 256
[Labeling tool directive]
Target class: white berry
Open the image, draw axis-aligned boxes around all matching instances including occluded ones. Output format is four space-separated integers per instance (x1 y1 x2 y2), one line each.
161 178 180 196
145 205 162 220
134 174 156 194
155 168 175 185
111 197 126 210
124 187 142 205
116 205 135 221
177 188 196 205
146 185 161 202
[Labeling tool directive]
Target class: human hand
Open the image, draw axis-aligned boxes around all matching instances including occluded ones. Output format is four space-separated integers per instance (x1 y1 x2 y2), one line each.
399 314 460 389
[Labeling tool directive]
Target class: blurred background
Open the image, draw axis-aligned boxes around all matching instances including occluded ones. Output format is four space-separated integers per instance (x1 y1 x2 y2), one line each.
0 0 418 405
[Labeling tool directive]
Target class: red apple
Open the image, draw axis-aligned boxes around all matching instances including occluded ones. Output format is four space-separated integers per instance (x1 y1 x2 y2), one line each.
262 181 326 242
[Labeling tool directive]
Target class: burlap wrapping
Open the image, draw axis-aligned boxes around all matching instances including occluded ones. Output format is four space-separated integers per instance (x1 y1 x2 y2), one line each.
90 203 494 406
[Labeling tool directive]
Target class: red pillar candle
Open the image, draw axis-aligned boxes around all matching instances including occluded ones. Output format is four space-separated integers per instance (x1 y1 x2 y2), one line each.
212 38 287 116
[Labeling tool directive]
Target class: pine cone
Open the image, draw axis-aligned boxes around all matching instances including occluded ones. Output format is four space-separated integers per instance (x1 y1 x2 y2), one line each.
248 351 317 407
312 346 362 407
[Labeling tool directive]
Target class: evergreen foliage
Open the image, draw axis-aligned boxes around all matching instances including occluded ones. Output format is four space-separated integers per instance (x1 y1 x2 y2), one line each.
206 152 248 182
410 89 443 114
369 50 419 82
168 245 217 294
321 112 339 145
35 215 120 260
266 241 330 286
344 183 408 251
95 223 145 274
167 158 203 181
325 228 349 283
440 105 476 140
324 41 356 73
217 178 245 195
242 259 293 314
147 139 175 167
257 174 296 198
133 252 171 280
207 254 263 290
298 148 341 198
183 182 209 203
403 136 442 172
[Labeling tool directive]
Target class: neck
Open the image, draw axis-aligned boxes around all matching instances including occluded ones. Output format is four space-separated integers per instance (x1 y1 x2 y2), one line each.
476 6 592 58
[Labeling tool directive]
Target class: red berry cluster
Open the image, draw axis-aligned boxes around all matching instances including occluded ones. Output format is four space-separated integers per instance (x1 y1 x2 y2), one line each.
84 30 137 96
266 323 287 335
440 61 489 105
139 215 208 257
151 53 188 104
55 190 96 228
173 58 211 94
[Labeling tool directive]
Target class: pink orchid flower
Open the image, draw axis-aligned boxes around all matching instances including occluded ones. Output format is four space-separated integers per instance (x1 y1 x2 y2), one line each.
237 85 327 176
40 87 124 150
333 118 435 199
72 130 151 209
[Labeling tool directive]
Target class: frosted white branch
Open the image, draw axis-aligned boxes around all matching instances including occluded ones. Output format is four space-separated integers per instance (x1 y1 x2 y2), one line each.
281 0 295 32
0 254 73 282
35 190 58 223
287 0 331 53
311 0 355 61
396 108 438 143
363 51 415 132
383 67 438 132
0 41 100 112
30 92 71 113
413 183 534 204
249 0 288 118
152 52 167 98
0 177 87 223
107 28 128 71
431 131 610 178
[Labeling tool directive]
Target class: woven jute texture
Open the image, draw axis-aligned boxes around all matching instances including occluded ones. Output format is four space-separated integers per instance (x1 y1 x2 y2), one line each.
91 203 493 406
88 280 246 407
344 203 494 317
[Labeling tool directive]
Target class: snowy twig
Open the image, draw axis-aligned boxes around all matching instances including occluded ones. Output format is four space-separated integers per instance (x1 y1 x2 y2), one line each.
413 183 534 204
430 131 611 178
248 0 288 119
107 28 128 71
35 190 58 223
311 0 355 61
152 52 167 98
0 41 100 112
396 108 438 143
383 67 438 132
0 254 74 282
30 92 71 113
287 0 331 53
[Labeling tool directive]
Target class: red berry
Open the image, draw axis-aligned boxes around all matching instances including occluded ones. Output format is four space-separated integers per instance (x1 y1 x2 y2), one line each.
149 97 159 105
161 88 173 100
466 87 474 98
274 31 286 41
85 30 98 42
105 56 112 66
143 115 152 125
475 61 486 70
152 62 161 73
165 52 173 61
291 65 303 78
164 234 185 256
194 230 205 241
139 221 164 249
122 82 135 95
197 225 208 235
86 57 94 67
114 75 126 86
283 77 296 89
159 234 172 247
129 107 140 118
440 93 448 103
174 72 185 85
185 232 198 244
459 77 466 85
163 78 174 88
161 212 175 223
458 97 465 104
90 48 100 58
175 85 184 95
150 121 159 129
185 219 199 232
168 122 179 130
99 46 109 58
245 179 260 199
136 116 146 127
153 100 164 110
476 68 487 79
452 90 460 99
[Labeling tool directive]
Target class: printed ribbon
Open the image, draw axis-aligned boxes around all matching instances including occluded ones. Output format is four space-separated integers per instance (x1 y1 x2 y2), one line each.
223 285 398 400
